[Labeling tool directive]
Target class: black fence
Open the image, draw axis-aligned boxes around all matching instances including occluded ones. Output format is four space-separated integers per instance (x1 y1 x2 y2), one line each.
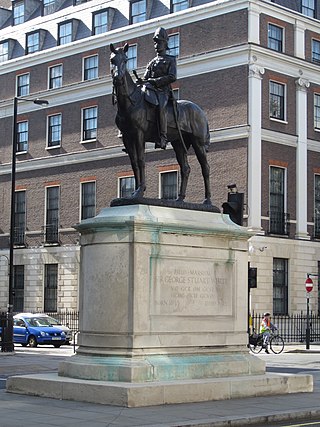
38 310 79 334
251 312 320 343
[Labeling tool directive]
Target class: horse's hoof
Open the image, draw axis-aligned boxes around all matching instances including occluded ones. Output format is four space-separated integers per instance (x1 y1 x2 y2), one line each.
176 197 185 203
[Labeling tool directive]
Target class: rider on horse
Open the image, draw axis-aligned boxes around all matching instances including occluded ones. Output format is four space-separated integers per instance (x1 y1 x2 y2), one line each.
143 27 177 150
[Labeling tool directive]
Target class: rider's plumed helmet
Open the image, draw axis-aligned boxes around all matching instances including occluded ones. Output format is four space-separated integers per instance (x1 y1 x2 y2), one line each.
153 27 169 48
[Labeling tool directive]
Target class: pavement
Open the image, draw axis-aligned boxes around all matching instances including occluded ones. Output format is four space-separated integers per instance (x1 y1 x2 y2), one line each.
0 345 320 427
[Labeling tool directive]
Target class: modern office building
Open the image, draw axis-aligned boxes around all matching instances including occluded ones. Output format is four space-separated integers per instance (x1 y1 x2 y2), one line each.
0 0 319 317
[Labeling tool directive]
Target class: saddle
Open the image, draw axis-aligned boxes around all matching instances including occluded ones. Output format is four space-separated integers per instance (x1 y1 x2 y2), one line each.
141 83 159 106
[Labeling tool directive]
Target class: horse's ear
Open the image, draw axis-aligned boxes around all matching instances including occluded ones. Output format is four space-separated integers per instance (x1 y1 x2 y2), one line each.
124 43 129 53
110 43 116 53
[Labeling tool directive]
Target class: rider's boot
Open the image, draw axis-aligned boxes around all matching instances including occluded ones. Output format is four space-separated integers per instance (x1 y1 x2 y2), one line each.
159 134 168 150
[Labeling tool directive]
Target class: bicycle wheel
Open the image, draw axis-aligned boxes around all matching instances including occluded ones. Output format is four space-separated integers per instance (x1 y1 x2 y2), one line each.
249 341 263 354
270 335 285 354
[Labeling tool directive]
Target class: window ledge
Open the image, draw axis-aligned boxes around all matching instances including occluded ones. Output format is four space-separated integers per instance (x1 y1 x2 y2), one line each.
16 150 28 155
46 145 61 150
81 139 97 144
270 118 288 125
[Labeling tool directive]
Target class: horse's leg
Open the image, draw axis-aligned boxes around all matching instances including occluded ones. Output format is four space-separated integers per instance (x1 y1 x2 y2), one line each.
123 136 141 196
192 139 212 205
135 130 146 197
127 131 146 199
172 141 190 202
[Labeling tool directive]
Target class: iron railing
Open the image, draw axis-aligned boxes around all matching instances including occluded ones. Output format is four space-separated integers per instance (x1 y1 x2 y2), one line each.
268 211 290 235
43 223 59 244
314 212 320 238
251 312 320 343
39 310 79 334
13 226 25 246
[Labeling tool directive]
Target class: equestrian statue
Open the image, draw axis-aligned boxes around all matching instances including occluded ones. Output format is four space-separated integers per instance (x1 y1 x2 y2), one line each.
110 27 213 205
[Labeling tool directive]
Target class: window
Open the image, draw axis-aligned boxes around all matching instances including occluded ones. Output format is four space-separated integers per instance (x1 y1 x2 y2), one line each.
26 31 40 54
0 41 9 62
47 114 62 147
17 73 30 97
269 81 285 121
43 0 55 15
81 181 96 220
14 191 26 245
48 64 63 89
17 121 28 152
318 261 320 316
302 0 315 17
172 88 180 100
168 33 180 57
269 166 289 235
268 23 283 52
312 39 320 64
82 106 97 141
93 9 108 35
160 171 178 200
119 176 135 198
83 55 98 81
45 186 59 244
13 1 24 25
127 45 137 71
130 0 146 24
314 94 320 130
58 21 73 45
171 0 189 13
314 175 320 238
13 265 24 312
44 264 58 312
273 258 288 315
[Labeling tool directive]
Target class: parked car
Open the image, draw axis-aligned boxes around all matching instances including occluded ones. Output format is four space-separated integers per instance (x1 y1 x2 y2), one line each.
12 313 67 348
36 314 72 344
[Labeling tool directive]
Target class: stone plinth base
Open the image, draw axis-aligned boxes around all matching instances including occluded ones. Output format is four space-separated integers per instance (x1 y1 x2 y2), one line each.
7 372 313 407
58 353 265 382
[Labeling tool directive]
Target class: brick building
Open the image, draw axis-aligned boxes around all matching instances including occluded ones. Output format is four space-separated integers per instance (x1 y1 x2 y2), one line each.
0 0 319 316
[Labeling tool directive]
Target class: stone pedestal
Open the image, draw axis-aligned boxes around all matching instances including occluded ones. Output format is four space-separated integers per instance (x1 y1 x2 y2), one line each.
6 205 313 406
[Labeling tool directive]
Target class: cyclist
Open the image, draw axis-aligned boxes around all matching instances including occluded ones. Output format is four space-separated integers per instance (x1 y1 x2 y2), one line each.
260 312 276 354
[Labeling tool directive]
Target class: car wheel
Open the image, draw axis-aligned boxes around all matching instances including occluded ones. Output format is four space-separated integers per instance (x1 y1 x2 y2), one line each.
53 343 62 348
28 336 38 348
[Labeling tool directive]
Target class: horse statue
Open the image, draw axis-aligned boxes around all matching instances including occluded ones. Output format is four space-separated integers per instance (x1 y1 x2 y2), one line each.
110 43 212 205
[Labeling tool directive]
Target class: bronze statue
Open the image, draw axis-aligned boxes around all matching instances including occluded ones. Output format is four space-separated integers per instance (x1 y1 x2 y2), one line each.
110 28 212 205
143 27 177 149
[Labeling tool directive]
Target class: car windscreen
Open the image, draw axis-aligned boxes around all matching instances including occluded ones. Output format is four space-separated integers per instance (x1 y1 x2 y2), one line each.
25 317 52 327
45 316 62 326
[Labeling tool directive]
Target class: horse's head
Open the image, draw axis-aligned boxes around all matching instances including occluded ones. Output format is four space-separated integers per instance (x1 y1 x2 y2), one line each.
110 43 129 82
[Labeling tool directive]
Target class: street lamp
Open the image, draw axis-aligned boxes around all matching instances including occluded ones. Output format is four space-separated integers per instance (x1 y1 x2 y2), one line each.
4 96 49 352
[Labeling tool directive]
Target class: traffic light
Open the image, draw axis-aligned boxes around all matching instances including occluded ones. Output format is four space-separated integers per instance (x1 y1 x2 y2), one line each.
222 190 244 226
248 267 257 289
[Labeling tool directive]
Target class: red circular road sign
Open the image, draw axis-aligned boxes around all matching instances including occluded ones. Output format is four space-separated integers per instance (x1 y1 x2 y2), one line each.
305 277 313 293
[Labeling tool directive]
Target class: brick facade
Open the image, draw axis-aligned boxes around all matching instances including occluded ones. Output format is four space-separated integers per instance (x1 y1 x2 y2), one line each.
0 0 320 315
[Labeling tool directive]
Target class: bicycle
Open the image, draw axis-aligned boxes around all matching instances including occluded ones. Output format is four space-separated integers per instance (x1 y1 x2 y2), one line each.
249 329 285 354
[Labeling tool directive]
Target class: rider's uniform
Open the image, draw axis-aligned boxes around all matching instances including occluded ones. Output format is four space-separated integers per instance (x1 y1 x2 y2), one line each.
143 53 176 143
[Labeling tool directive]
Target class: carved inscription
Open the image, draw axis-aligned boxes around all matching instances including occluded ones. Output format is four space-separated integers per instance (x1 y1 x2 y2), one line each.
152 258 234 316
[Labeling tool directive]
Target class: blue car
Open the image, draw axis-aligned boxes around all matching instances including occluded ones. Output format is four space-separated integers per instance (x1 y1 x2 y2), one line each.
12 313 67 348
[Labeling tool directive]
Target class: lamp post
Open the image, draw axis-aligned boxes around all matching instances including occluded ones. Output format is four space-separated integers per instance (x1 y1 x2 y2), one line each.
5 96 49 352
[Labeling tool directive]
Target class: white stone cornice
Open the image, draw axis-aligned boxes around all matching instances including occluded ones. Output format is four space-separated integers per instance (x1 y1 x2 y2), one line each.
295 77 310 90
261 129 298 147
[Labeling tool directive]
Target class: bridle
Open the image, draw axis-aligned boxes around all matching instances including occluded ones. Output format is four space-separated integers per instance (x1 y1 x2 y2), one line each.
110 49 137 107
